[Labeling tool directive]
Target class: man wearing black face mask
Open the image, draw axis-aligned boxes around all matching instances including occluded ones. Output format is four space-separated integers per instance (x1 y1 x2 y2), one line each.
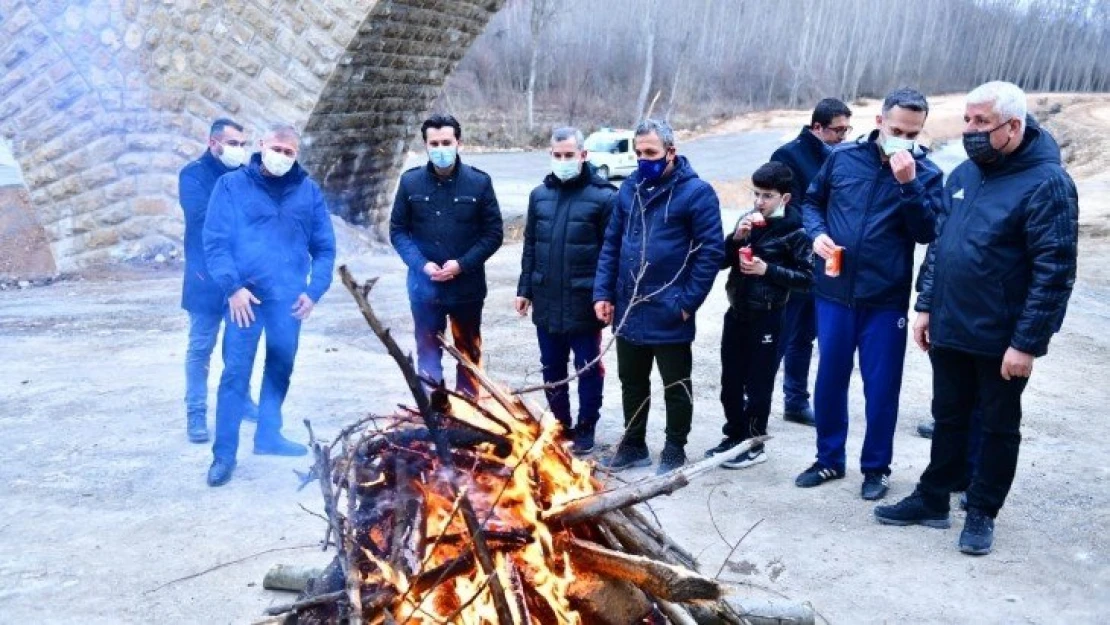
875 82 1079 556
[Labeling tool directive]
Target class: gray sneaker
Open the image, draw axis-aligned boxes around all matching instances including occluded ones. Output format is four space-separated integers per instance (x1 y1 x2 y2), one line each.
656 442 686 475
959 508 994 555
601 443 651 472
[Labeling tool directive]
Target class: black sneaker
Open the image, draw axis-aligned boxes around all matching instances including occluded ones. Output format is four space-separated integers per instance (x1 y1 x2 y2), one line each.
207 458 236 487
874 491 951 528
959 508 994 555
601 443 651 472
656 442 686 475
783 406 816 426
861 472 890 500
704 437 743 457
571 425 595 456
722 445 767 470
187 413 209 444
916 420 935 439
794 463 844 488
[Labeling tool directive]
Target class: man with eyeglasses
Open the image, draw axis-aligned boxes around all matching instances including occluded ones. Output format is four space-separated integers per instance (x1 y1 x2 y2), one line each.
769 98 853 428
796 88 944 501
178 118 258 444
202 123 336 487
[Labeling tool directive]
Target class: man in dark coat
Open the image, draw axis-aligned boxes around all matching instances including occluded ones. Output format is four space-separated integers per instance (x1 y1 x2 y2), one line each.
178 118 257 444
203 123 336 487
390 114 503 397
516 127 616 456
875 82 1078 556
593 119 725 475
798 87 944 501
769 98 852 427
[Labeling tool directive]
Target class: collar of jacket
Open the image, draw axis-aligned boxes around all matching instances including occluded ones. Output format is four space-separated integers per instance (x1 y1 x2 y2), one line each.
246 151 308 186
201 149 238 175
797 126 831 157
974 119 1058 176
424 157 461 181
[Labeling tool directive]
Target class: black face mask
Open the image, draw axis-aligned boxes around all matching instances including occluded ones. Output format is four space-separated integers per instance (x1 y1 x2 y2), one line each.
962 121 1014 166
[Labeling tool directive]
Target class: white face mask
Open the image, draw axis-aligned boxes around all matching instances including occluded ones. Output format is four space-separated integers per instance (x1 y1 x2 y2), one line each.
768 200 786 219
262 149 295 177
218 145 245 169
551 158 581 181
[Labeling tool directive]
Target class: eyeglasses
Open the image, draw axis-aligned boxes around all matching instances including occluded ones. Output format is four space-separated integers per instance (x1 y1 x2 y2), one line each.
826 125 853 136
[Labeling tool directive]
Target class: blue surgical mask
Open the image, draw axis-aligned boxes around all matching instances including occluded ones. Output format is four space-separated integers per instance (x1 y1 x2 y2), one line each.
428 146 457 169
637 156 669 181
882 135 915 156
551 158 581 182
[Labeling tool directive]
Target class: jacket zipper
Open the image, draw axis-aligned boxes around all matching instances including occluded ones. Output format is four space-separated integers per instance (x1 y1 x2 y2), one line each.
846 165 883 307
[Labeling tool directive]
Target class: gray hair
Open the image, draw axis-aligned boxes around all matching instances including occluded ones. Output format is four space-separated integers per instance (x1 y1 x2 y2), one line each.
551 126 584 149
967 81 1028 133
634 118 675 149
882 87 930 116
264 122 301 143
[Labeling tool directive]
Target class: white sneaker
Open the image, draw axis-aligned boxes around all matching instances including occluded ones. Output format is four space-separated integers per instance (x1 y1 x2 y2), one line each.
722 445 767 470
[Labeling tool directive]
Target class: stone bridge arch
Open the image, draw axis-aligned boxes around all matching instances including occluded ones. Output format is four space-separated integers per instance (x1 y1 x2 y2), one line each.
0 0 504 273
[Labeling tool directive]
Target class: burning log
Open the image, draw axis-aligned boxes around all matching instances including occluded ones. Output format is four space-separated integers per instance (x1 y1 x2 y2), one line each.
561 537 721 603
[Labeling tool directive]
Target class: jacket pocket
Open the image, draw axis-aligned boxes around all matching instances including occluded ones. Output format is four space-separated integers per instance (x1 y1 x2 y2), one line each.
453 196 479 221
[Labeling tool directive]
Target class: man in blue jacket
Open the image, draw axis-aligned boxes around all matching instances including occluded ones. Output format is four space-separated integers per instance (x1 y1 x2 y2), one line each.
594 119 725 475
178 118 258 444
202 123 336 487
875 82 1078 555
798 88 944 500
769 98 853 427
390 114 503 397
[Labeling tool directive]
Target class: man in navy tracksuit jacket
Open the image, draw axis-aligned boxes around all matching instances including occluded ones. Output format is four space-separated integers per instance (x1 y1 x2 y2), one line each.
203 124 336 487
769 98 853 426
798 88 944 500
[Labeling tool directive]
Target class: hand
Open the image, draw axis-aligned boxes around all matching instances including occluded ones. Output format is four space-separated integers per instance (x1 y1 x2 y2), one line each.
890 150 917 184
292 293 315 320
733 219 752 240
813 234 838 260
594 301 613 325
514 297 531 316
740 255 767 276
423 261 441 277
913 312 930 351
1000 347 1034 380
228 287 260 328
432 259 462 282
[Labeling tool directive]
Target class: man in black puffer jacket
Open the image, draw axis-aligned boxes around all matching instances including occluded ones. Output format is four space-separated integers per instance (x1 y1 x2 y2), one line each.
516 127 617 456
875 82 1079 556
704 162 813 469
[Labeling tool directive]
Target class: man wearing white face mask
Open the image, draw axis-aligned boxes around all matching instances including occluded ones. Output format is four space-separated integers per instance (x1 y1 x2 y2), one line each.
178 118 258 445
797 88 944 501
202 123 336 487
515 127 616 456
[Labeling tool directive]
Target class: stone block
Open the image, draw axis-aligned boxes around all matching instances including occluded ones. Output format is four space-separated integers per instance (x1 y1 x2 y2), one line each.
133 196 171 216
84 227 120 250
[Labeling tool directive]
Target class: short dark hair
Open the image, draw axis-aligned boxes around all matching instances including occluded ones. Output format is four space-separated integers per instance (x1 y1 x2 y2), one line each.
209 118 243 138
882 87 929 116
421 114 462 141
811 98 852 127
751 162 794 195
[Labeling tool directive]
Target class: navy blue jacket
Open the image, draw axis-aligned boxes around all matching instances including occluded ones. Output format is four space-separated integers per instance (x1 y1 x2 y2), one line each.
594 156 726 345
803 131 943 310
179 150 238 314
916 121 1078 358
390 159 503 305
203 153 336 304
770 126 832 227
518 164 616 334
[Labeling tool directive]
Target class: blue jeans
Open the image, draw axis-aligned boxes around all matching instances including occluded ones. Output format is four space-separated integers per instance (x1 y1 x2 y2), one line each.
776 292 816 412
813 298 907 475
185 312 256 419
536 327 604 429
212 299 301 461
411 300 483 397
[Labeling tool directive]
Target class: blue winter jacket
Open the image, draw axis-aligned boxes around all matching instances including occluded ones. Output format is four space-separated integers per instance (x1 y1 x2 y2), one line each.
593 156 725 345
803 131 943 311
203 153 336 304
179 150 238 314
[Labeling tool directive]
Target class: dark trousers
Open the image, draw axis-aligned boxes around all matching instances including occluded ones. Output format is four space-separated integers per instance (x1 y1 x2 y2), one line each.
536 327 604 430
212 299 301 461
412 300 483 397
813 298 907 474
616 338 693 447
775 292 816 412
918 347 1028 517
720 307 782 442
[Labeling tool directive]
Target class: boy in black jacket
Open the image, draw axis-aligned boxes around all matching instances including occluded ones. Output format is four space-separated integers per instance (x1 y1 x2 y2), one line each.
705 162 813 468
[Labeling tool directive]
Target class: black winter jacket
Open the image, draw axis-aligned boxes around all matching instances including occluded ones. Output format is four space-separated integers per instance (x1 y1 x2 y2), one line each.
517 164 617 334
915 120 1078 358
770 127 832 227
390 159 504 305
179 150 238 314
723 210 813 311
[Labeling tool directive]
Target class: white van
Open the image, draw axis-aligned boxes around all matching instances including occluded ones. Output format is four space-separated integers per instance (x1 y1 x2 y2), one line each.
585 128 636 180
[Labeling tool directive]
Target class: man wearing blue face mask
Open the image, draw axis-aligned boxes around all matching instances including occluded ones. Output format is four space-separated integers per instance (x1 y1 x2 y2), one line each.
797 88 944 501
516 127 616 456
594 119 725 475
390 114 503 398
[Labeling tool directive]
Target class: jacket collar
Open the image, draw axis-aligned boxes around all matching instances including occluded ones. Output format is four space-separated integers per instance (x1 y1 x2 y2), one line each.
797 126 831 157
201 149 238 175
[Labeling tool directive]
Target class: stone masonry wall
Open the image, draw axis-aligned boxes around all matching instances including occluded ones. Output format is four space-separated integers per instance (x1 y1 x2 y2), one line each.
0 0 503 273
